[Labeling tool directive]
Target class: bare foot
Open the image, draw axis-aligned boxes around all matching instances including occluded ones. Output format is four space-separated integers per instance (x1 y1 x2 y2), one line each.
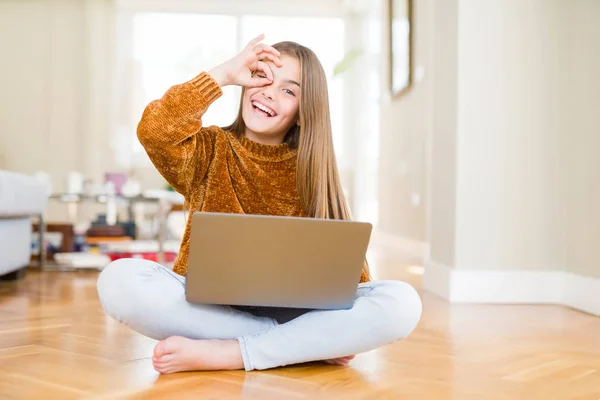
152 336 244 374
324 354 355 366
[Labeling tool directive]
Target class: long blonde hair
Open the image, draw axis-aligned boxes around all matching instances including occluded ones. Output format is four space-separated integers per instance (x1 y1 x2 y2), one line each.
224 41 371 282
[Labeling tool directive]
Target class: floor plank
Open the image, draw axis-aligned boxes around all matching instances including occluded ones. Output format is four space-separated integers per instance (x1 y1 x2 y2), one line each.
1 251 599 399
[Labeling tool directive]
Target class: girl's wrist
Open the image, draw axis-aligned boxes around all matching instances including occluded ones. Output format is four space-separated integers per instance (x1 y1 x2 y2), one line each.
208 65 231 87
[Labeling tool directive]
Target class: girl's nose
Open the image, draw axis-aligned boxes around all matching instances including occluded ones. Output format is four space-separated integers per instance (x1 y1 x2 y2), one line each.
261 88 275 101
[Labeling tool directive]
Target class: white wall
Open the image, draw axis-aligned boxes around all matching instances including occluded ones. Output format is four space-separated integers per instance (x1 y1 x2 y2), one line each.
429 0 459 268
454 0 566 271
378 0 433 242
449 0 599 278
424 0 600 310
0 0 124 222
0 0 86 187
0 0 119 193
563 0 600 279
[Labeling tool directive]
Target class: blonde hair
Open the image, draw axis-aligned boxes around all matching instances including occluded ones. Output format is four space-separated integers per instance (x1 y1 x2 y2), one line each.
224 41 371 282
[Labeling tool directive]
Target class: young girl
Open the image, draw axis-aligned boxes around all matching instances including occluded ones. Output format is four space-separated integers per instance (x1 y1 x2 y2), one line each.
97 35 422 374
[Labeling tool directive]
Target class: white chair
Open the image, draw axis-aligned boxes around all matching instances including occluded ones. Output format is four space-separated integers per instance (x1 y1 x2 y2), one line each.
0 170 48 279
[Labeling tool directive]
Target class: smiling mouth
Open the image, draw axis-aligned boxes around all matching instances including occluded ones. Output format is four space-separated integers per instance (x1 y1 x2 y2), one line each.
251 100 277 117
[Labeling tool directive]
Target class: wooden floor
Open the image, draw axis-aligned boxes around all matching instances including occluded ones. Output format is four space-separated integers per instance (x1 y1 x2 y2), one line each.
1 250 599 400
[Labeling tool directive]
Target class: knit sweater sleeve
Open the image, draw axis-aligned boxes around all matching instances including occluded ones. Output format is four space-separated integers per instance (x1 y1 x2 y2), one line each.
136 72 223 196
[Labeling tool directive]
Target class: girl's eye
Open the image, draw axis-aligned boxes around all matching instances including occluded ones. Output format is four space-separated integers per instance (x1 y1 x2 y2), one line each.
284 89 295 96
257 74 267 79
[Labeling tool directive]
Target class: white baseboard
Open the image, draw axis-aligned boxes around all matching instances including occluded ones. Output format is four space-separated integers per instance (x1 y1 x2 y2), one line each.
423 261 452 300
450 269 565 304
370 230 429 260
424 262 600 316
563 273 600 316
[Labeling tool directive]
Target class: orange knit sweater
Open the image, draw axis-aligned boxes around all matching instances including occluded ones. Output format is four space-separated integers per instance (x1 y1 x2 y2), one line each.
137 72 369 283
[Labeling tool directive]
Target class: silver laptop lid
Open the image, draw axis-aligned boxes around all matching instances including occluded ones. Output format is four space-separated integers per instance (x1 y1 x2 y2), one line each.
186 212 372 310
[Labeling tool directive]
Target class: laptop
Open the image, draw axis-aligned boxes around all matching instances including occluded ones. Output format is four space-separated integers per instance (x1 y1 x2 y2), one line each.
185 212 372 310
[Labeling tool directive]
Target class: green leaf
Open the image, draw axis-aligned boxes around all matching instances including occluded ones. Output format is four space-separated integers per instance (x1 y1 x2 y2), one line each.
333 49 363 76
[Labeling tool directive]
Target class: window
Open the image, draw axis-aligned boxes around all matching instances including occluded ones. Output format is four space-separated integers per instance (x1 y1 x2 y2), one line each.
119 12 345 167
239 16 345 157
127 13 240 162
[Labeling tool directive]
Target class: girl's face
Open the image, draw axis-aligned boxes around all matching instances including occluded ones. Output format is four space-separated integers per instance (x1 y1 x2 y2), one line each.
242 54 301 145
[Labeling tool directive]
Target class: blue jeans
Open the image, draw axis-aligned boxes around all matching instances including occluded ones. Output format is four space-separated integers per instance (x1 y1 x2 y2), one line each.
96 258 422 371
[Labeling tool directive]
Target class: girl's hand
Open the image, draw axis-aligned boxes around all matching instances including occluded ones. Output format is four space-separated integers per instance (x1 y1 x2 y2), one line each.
209 34 283 88
324 355 355 366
